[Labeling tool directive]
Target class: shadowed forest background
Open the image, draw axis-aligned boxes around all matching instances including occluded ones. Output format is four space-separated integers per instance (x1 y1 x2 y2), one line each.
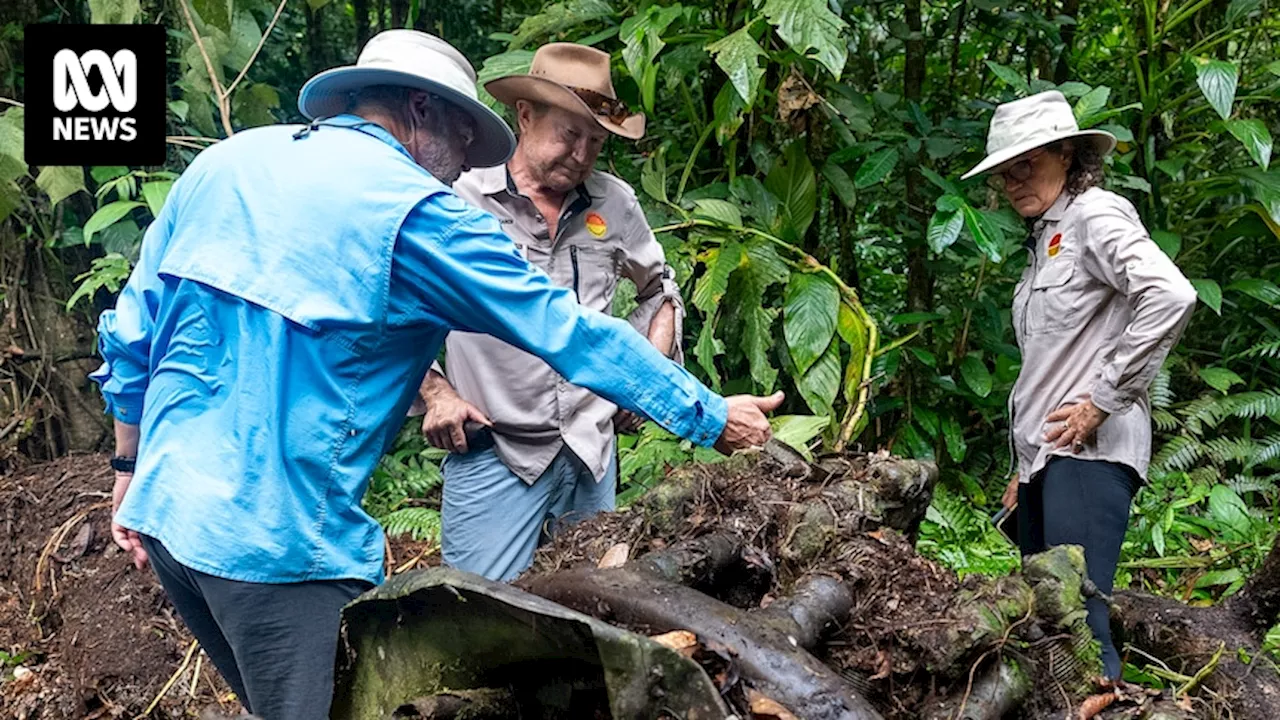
0 0 1277 714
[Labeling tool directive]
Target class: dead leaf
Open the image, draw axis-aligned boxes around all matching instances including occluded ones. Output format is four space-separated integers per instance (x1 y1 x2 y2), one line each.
598 542 630 569
1077 691 1117 720
1176 695 1195 711
52 521 93 563
746 688 800 720
650 630 698 654
870 648 893 680
777 69 820 125
1189 537 1214 553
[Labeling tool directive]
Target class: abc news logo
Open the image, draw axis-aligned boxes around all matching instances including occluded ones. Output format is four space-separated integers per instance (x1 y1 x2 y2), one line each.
26 24 165 166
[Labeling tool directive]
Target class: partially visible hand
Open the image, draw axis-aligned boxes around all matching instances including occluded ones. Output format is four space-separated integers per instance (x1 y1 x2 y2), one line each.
714 392 785 455
421 386 492 453
1044 397 1109 453
1002 474 1020 510
613 409 644 435
111 471 148 570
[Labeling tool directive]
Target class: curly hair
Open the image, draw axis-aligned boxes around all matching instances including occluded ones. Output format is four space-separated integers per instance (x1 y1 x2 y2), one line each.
1047 139 1106 195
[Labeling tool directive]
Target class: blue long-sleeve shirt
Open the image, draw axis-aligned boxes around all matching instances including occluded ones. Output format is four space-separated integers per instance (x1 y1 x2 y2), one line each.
92 117 726 585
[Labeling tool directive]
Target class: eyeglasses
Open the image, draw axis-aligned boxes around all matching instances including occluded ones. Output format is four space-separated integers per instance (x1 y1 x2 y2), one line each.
987 150 1044 191
568 86 632 125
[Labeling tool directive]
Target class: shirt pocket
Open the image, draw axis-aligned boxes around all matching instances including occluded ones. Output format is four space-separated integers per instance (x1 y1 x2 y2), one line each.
568 244 620 311
1026 255 1083 334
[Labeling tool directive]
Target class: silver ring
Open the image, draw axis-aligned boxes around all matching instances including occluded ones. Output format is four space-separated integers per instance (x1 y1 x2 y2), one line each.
1063 418 1072 429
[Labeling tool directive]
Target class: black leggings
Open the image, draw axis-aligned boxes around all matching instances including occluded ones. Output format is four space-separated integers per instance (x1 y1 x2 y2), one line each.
141 536 372 719
1018 456 1139 678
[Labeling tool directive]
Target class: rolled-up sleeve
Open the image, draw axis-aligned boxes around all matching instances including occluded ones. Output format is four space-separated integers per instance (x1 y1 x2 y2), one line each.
396 194 726 446
620 214 685 363
1079 206 1197 414
88 197 175 423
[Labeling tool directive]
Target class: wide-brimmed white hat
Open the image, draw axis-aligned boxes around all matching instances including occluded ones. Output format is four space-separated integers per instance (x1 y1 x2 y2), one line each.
962 90 1116 180
298 30 515 168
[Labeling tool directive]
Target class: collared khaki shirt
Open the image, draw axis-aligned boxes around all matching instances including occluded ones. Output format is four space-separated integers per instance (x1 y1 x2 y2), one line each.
433 164 685 484
1011 187 1197 482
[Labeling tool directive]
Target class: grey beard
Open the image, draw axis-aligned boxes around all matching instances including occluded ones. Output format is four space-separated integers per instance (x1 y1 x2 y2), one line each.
415 137 462 185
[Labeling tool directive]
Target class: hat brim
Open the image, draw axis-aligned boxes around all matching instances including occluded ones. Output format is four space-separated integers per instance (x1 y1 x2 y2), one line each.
960 130 1117 180
485 75 645 140
298 66 516 168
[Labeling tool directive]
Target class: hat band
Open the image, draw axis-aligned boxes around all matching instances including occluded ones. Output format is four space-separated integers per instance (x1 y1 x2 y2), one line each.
567 86 633 124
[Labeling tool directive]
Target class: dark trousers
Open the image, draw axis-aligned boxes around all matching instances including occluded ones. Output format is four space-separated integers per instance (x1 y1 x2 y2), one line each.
1017 456 1138 679
140 536 371 719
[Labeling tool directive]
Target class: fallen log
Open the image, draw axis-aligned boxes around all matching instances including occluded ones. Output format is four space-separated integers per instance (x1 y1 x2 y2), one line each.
523 566 883 720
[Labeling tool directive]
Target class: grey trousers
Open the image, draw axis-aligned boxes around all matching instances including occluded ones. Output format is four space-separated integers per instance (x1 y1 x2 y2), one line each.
1018 456 1139 679
141 535 371 720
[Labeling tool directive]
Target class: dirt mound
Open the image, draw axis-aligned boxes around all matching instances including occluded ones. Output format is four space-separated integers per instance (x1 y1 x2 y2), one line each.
0 454 436 719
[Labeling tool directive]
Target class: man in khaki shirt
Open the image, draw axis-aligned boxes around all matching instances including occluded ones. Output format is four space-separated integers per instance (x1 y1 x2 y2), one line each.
415 43 690 581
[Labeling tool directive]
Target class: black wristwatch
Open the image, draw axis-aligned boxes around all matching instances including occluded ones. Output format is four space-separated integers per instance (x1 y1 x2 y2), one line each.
110 456 137 473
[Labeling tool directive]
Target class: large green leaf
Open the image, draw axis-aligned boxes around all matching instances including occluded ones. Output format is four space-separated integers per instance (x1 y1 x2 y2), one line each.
1073 85 1111 126
984 61 1030 95
476 50 535 109
712 82 748 145
223 11 264 72
960 355 993 398
35 166 86 206
1208 484 1252 540
83 201 145 246
1195 58 1238 121
1226 0 1261 24
141 181 174 218
743 304 780 390
1199 367 1245 393
90 0 140 23
731 176 780 229
509 0 615 49
692 199 743 226
641 147 668 204
706 26 767 107
0 107 26 168
1229 278 1280 307
693 315 724 390
0 180 22 224
232 83 280 128
1226 119 1272 170
1190 278 1223 315
193 0 233 32
795 342 841 416
620 5 685 113
854 148 898 188
927 209 964 253
764 142 817 241
822 163 856 209
941 414 967 463
692 241 744 313
761 0 848 79
770 415 830 459
784 271 839 375
962 205 1003 262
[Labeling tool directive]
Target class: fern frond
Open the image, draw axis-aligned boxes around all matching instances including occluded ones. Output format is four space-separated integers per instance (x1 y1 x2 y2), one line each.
1204 437 1258 466
1226 390 1280 421
1189 466 1222 486
381 507 442 542
1248 434 1280 469
1228 474 1277 497
1152 408 1180 433
1179 396 1224 435
1242 340 1280 360
1149 369 1175 409
1153 435 1204 472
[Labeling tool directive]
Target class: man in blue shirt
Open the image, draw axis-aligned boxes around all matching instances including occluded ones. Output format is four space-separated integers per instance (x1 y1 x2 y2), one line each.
93 31 781 720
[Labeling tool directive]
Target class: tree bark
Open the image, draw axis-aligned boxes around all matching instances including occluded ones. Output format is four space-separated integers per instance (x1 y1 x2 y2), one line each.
903 0 932 317
1226 538 1280 635
390 0 408 29
1054 0 1081 83
353 0 371 52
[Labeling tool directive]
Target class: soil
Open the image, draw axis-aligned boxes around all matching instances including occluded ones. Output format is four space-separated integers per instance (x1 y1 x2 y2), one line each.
0 453 437 719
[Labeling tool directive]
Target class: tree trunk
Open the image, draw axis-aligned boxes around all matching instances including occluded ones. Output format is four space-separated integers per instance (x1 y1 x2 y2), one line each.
903 0 931 317
1054 0 1081 83
353 0 371 52
390 0 408 29
306 4 325 76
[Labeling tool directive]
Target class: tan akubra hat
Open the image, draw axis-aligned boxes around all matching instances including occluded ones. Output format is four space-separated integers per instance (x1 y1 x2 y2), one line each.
485 43 646 140
962 90 1116 180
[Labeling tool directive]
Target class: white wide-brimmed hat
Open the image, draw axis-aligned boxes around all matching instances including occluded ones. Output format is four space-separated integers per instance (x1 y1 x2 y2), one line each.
962 90 1116 180
298 30 515 168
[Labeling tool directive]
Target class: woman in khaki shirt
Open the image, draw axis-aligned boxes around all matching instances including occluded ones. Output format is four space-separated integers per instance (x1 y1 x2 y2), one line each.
964 91 1197 678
